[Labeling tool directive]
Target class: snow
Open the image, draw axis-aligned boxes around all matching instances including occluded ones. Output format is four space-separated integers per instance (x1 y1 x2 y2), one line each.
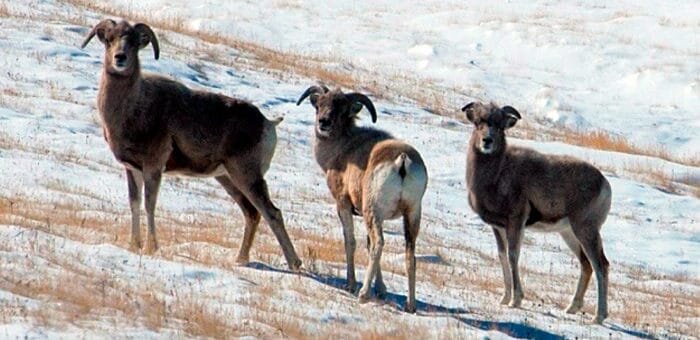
0 0 698 338
90 0 700 158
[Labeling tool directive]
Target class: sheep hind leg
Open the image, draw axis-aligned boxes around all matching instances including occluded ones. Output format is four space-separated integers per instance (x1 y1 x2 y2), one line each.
224 163 301 270
571 223 609 324
216 176 261 266
366 235 386 298
560 228 592 314
358 215 384 304
403 208 421 313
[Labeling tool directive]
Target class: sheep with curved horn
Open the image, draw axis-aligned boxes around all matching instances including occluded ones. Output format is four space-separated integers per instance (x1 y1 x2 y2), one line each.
297 86 428 312
81 19 302 270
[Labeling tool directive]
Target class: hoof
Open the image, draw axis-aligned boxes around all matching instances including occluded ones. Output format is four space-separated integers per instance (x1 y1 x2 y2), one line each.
592 313 607 325
128 240 142 253
234 255 250 266
499 295 511 305
508 297 522 308
374 284 387 299
358 290 371 304
565 301 583 314
404 303 416 313
287 258 303 272
144 238 158 255
345 282 357 294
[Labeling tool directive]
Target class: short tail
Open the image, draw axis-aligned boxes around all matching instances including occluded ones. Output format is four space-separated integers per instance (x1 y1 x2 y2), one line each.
394 153 411 179
271 117 284 126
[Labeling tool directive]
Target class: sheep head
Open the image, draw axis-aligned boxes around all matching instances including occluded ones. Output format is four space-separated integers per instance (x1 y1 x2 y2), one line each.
462 102 520 155
297 86 377 138
81 19 159 76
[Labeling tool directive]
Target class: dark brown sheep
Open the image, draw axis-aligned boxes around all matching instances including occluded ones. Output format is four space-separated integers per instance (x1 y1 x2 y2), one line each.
463 101 611 324
81 19 301 270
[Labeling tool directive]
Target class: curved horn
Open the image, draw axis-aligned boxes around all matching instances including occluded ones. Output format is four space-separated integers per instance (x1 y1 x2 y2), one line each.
461 102 476 112
346 93 377 123
296 85 328 106
501 105 521 119
80 19 116 49
134 23 160 60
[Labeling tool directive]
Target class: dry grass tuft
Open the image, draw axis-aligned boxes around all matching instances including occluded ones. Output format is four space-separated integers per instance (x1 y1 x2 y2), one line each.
561 128 699 167
0 3 10 17
177 301 232 339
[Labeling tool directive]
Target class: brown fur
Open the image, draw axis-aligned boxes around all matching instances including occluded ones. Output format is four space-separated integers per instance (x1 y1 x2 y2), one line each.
82 19 301 270
298 86 428 312
463 101 611 324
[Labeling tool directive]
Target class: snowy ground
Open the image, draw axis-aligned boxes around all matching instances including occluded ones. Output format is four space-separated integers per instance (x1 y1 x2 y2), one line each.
71 0 700 158
0 0 698 338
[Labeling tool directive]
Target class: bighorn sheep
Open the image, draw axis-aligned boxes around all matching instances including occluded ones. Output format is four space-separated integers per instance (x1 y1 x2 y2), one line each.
81 19 301 270
462 102 611 324
297 86 428 312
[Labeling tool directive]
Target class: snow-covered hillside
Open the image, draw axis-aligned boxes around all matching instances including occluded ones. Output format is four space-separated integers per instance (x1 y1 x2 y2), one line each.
66 0 700 158
1 0 698 338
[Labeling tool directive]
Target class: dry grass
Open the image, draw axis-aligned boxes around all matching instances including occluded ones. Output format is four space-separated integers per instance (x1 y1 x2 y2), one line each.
560 127 699 167
1 191 698 337
0 3 10 17
1 3 698 338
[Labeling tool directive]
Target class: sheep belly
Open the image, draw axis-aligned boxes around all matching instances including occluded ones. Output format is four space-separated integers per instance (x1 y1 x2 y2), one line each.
527 217 571 233
166 164 228 178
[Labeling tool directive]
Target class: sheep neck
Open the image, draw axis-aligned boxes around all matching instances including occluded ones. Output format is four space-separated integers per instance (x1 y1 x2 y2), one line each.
467 134 507 190
313 125 364 172
97 64 142 125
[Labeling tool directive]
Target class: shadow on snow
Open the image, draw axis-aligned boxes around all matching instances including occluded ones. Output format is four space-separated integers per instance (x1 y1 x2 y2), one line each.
247 262 571 339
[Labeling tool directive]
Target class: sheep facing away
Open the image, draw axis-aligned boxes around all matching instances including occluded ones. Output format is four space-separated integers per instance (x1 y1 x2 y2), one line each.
81 19 301 270
297 86 428 312
462 101 611 324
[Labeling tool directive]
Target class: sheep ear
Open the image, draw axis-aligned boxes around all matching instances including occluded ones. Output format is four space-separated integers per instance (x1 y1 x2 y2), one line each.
134 23 160 60
345 93 376 123
502 105 521 129
461 102 479 122
351 102 363 114
81 19 116 48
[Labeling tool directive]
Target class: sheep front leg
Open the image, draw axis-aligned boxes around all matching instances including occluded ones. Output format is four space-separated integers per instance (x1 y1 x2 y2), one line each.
337 202 357 292
505 224 524 308
492 227 512 304
126 169 143 252
143 169 162 255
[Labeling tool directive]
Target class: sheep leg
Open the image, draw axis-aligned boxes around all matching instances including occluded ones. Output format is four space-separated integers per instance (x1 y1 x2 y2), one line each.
403 208 421 313
126 169 143 252
505 225 524 308
337 203 357 292
560 228 592 314
216 176 261 266
224 165 301 270
572 226 609 324
492 227 512 305
358 215 383 304
366 235 386 297
143 170 162 255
